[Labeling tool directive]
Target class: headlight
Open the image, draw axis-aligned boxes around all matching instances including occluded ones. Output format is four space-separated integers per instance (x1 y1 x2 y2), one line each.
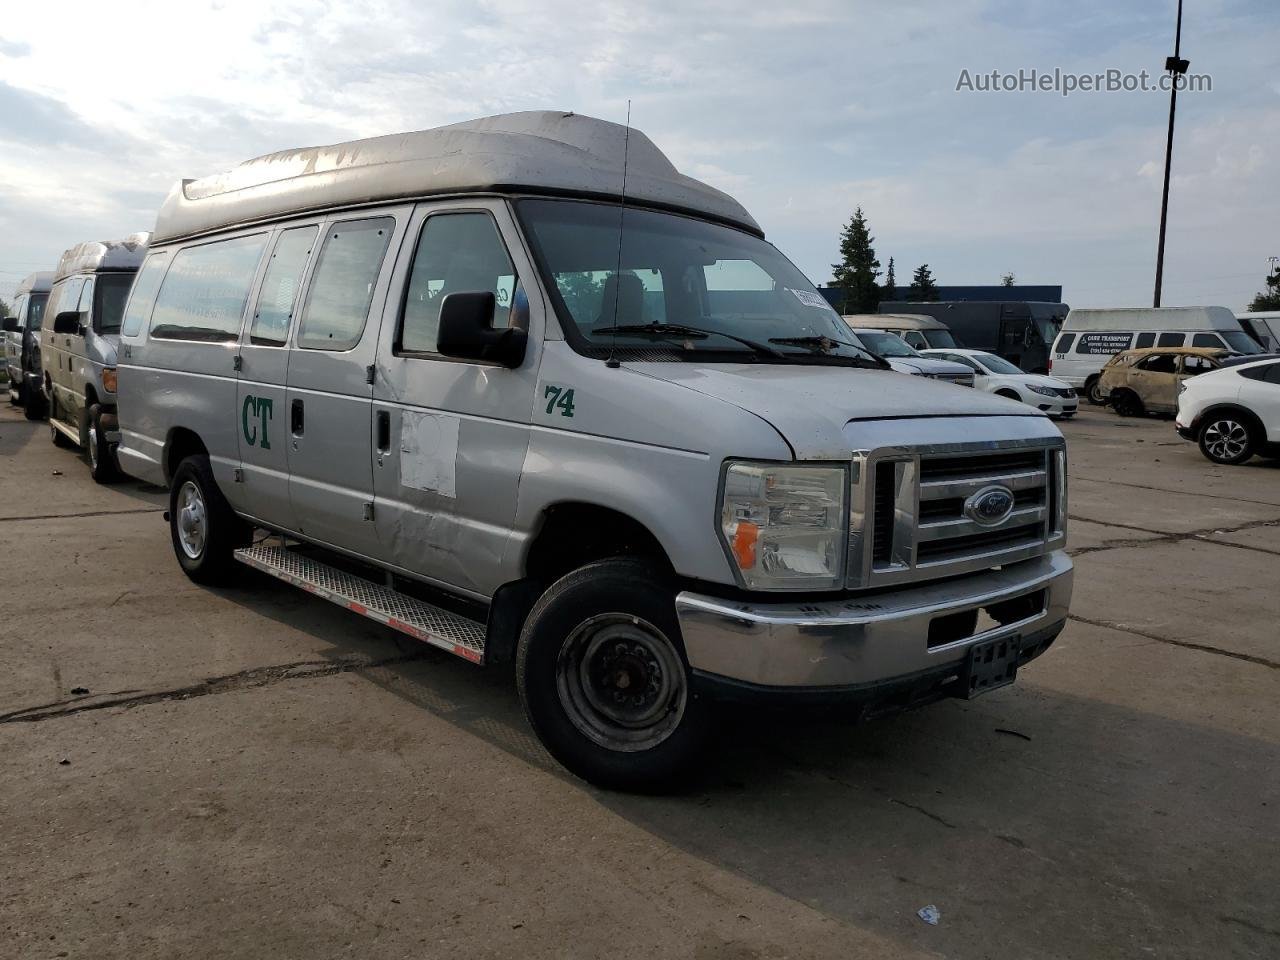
101 367 118 393
719 462 847 590
1027 383 1059 397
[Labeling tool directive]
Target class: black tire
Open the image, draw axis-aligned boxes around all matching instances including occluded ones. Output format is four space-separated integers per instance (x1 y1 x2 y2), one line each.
169 455 251 584
87 404 120 484
1198 412 1256 465
1112 390 1144 417
23 382 43 420
8 381 21 406
1086 377 1106 405
516 559 712 792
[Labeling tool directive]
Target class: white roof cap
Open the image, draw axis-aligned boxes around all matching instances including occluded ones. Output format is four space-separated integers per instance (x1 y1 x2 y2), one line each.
151 111 761 244
15 271 54 296
53 233 150 282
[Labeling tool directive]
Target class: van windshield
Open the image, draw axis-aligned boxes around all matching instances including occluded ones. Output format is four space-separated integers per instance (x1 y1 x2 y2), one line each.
27 293 48 331
1223 330 1263 354
923 329 959 348
517 199 874 362
94 274 133 335
849 330 918 357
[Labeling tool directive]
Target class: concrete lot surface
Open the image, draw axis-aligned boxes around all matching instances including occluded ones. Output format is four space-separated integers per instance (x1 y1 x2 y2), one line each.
1 403 1277 959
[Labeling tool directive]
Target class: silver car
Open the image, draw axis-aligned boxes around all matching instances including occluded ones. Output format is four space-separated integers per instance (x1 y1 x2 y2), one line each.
117 111 1072 790
41 235 148 482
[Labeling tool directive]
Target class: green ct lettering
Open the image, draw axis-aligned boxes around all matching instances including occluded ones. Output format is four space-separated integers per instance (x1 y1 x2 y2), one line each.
242 395 273 449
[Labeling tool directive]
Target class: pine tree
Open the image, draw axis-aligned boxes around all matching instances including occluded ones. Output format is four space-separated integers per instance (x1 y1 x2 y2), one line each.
911 264 939 301
0 298 11 319
883 258 897 301
1248 267 1280 311
1001 272 1016 287
830 207 881 314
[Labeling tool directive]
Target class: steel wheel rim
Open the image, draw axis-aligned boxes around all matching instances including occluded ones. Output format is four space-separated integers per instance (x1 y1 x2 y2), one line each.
1204 420 1248 461
555 613 687 753
88 425 99 470
176 480 208 560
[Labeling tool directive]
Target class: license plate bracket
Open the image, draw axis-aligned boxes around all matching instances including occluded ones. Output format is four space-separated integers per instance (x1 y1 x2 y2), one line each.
959 636 1020 699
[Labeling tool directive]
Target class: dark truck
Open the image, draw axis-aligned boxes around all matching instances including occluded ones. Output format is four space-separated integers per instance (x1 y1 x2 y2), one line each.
879 301 1068 374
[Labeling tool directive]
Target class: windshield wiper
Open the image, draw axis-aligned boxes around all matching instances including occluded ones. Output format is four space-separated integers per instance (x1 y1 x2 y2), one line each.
769 336 892 369
592 323 786 359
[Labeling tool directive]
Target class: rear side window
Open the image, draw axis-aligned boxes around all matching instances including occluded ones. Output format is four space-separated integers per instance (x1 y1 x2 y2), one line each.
1243 362 1280 384
121 253 170 337
251 226 318 346
297 217 394 351
1134 332 1156 348
1192 333 1224 348
1054 333 1076 353
1075 332 1132 355
1137 353 1178 374
1182 355 1217 375
398 213 516 354
151 235 268 342
1156 332 1185 347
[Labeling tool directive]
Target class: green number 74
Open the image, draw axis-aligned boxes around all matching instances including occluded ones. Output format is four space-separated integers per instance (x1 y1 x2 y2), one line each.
543 385 576 418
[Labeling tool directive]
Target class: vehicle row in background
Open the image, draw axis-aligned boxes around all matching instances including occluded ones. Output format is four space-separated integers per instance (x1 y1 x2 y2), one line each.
920 348 1077 418
840 321 974 384
880 300 1067 374
3 271 51 417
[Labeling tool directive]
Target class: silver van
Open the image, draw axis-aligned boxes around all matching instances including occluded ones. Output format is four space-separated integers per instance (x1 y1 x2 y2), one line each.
117 111 1072 790
844 312 959 351
41 235 149 481
4 271 52 416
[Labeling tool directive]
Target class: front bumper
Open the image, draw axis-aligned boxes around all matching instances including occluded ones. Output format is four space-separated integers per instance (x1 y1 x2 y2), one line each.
676 551 1072 699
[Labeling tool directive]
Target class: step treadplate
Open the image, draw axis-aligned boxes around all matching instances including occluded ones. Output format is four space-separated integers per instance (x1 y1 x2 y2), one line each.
234 544 485 663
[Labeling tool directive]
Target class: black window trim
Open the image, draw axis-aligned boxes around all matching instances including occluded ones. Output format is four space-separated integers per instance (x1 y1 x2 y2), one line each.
391 205 521 365
295 214 398 354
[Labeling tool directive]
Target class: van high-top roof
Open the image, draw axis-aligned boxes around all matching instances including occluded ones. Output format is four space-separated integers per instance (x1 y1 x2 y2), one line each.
843 312 948 330
14 271 53 297
1064 305 1240 333
53 234 151 283
151 111 762 244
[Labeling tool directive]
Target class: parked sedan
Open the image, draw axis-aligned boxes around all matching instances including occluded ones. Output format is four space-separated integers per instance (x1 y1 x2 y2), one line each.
1177 357 1280 464
921 348 1078 418
843 329 975 386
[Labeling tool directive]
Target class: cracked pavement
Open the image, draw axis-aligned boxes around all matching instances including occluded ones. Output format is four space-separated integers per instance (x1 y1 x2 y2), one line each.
1 404 1278 959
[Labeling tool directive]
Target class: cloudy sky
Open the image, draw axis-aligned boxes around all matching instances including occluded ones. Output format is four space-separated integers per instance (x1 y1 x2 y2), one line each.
1 0 1277 309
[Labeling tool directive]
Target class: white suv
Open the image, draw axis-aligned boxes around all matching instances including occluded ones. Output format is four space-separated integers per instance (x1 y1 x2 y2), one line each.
1176 358 1280 464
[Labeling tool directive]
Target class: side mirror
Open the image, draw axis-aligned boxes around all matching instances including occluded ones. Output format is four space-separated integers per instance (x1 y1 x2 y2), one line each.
53 310 83 335
436 291 527 368
2 317 18 333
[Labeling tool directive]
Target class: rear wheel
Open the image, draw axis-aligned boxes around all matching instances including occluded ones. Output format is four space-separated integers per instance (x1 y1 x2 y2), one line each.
1086 377 1106 405
1198 414 1255 465
169 455 251 584
516 559 712 792
1112 390 1144 417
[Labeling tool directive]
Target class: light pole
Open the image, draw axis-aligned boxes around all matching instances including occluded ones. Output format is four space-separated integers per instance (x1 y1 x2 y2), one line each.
1153 0 1190 308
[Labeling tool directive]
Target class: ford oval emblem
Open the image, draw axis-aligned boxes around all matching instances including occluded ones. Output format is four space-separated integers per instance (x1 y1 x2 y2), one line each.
964 485 1016 526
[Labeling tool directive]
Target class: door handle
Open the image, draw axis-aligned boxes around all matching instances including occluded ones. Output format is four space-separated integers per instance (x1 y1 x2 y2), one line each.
291 398 304 436
376 410 390 452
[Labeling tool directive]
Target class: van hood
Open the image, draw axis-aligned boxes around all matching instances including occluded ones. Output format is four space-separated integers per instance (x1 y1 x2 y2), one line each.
625 362 1041 460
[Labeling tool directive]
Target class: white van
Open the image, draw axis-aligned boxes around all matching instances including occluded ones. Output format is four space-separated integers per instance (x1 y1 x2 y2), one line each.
1237 312 1280 351
1050 306 1261 404
116 111 1071 790
843 313 960 351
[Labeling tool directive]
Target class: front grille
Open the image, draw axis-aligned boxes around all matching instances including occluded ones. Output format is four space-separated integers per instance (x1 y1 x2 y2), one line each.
851 441 1065 587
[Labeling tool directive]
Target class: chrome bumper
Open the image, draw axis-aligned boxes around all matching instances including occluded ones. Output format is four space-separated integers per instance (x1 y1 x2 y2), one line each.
676 551 1072 691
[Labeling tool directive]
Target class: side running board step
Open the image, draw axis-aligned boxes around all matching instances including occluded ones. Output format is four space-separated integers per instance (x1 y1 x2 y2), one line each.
234 544 486 664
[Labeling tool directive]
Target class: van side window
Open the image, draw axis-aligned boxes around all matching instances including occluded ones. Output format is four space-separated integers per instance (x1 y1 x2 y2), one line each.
121 253 170 337
1156 332 1184 348
297 217 394 351
48 277 85 324
151 235 268 342
1053 333 1075 354
251 226 318 346
1134 332 1156 349
902 331 927 349
12 295 26 327
1192 333 1224 348
398 213 516 354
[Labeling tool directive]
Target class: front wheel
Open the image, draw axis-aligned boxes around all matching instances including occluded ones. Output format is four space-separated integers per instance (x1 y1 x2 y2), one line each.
516 559 712 792
87 404 120 484
1113 390 1144 417
1198 415 1255 465
169 455 251 584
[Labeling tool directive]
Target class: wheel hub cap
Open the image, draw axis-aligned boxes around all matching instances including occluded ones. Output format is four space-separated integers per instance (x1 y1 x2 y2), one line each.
176 481 208 559
1205 420 1247 460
